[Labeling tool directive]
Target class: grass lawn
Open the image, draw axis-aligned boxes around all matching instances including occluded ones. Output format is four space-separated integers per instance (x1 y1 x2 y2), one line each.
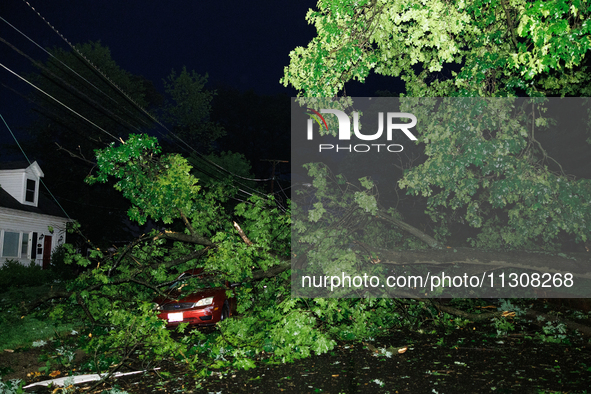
0 286 79 350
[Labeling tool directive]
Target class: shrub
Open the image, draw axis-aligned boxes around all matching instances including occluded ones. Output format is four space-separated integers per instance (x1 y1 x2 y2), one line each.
49 245 79 280
0 259 56 288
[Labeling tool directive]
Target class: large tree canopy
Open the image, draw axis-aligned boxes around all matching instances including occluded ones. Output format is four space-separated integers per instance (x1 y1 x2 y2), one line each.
282 0 591 309
36 130 590 385
20 41 224 244
42 135 373 375
281 0 591 97
283 0 591 251
162 67 225 152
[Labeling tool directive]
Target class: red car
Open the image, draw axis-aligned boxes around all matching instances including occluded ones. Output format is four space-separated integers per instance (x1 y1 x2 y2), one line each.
154 269 237 327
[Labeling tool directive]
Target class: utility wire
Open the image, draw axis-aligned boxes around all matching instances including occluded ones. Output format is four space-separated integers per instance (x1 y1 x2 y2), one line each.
0 62 120 143
0 15 142 117
10 3 286 206
19 1 153 126
2 60 274 206
0 35 147 137
1 112 73 221
18 1 273 187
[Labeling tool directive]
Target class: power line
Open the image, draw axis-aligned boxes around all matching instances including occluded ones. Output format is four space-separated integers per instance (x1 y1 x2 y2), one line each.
8 3 287 206
0 15 132 111
0 62 120 143
0 35 148 137
18 2 273 187
19 0 152 125
1 59 275 206
1 112 73 221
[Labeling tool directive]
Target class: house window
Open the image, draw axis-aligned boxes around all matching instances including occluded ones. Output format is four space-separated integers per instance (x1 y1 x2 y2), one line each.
1 231 31 259
25 179 36 203
21 234 29 256
2 231 20 257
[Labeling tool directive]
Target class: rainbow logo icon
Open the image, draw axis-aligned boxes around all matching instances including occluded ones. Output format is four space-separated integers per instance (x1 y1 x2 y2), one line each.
306 108 328 131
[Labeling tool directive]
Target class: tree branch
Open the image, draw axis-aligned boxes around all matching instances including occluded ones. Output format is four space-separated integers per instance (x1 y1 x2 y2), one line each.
21 290 72 313
159 231 214 246
501 0 519 51
524 308 591 338
76 292 98 325
375 209 440 248
233 221 254 246
179 210 196 237
356 243 591 280
252 262 290 280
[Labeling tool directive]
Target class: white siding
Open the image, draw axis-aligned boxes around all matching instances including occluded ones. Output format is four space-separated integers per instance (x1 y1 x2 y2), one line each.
0 162 43 206
0 207 69 267
0 170 26 203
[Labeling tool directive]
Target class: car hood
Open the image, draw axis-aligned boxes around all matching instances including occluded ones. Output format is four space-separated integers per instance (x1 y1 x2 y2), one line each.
154 287 224 306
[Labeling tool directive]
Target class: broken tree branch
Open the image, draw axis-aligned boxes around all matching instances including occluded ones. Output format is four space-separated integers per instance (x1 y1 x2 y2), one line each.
375 209 440 248
233 221 254 246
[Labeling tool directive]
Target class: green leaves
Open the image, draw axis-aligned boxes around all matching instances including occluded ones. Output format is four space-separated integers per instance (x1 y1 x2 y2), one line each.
87 134 200 225
395 98 591 249
163 67 226 150
309 202 327 222
283 0 591 97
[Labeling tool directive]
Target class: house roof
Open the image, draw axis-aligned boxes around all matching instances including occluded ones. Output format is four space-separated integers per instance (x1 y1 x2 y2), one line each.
0 161 30 170
0 186 70 219
0 160 44 177
0 161 69 219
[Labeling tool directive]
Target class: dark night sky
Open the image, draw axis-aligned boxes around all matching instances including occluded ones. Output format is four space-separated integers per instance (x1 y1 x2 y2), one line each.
0 0 320 149
2 1 315 94
0 0 406 155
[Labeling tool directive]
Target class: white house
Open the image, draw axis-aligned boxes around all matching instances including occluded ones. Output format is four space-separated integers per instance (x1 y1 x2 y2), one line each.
0 161 72 268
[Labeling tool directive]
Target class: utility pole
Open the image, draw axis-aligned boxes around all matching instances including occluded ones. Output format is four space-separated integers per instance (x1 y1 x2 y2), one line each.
260 159 288 194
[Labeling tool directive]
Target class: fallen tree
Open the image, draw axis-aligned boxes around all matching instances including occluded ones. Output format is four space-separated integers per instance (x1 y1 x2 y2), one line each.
10 1 591 386
13 133 590 391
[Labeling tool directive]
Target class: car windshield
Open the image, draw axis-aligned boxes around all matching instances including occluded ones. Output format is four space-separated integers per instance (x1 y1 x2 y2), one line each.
166 271 217 292
168 276 192 291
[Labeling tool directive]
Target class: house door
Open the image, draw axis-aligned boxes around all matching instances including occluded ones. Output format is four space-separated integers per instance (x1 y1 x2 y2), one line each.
43 235 52 269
